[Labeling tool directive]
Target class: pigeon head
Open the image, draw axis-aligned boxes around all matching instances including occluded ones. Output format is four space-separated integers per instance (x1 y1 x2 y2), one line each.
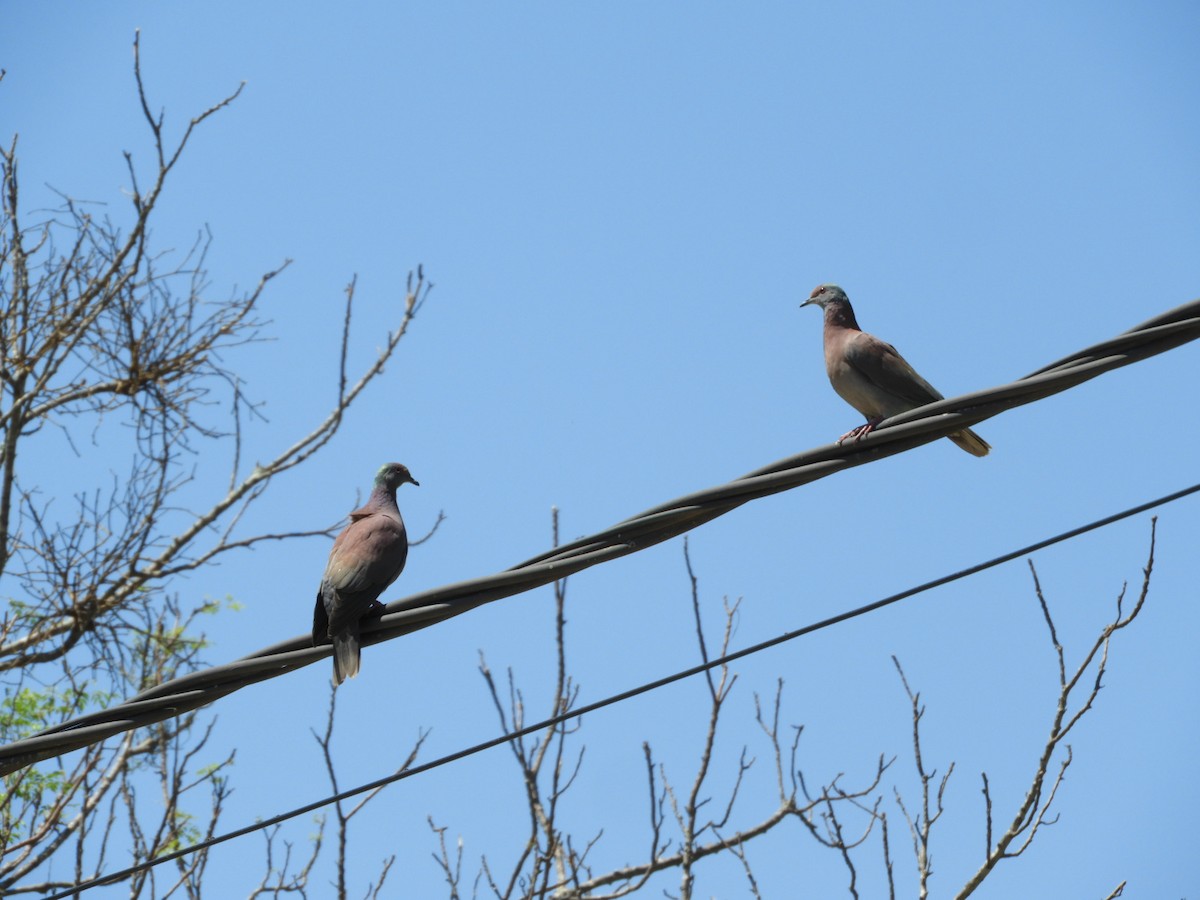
800 283 849 309
375 462 419 491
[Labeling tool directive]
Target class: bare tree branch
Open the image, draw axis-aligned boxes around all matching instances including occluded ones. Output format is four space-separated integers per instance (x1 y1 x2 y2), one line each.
312 688 428 900
892 656 953 900
955 520 1156 898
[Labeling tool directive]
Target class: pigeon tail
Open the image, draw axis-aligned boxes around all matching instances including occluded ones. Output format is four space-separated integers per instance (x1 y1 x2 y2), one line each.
948 428 990 457
332 631 361 686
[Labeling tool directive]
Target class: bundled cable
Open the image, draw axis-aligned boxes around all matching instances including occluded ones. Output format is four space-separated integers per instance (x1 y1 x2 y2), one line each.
2 297 1198 776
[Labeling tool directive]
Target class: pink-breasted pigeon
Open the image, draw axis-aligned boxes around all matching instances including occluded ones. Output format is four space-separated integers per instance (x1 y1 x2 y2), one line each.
312 462 419 685
800 284 990 457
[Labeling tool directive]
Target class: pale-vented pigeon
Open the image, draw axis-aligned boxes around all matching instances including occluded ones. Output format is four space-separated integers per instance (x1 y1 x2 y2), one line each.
312 462 418 685
800 284 990 457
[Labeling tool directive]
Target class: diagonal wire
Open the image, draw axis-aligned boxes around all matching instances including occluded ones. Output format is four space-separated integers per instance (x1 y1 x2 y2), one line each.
44 481 1196 900
2 297 1198 776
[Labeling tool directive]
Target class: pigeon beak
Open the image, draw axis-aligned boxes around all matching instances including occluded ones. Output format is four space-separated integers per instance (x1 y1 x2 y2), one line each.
408 476 420 487
799 297 816 309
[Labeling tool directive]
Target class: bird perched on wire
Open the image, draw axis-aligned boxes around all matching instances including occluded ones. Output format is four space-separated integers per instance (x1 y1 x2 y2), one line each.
313 462 419 685
800 284 990 457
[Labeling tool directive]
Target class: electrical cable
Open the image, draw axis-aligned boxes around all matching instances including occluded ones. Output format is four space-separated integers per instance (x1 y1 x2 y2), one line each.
1 297 1197 778
44 479 1198 899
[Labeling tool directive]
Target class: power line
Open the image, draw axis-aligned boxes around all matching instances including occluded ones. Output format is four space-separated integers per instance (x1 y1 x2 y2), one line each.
2 297 1198 776
46 481 1196 900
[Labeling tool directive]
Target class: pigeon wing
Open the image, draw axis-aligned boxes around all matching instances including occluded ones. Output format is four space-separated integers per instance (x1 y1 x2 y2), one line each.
844 331 945 407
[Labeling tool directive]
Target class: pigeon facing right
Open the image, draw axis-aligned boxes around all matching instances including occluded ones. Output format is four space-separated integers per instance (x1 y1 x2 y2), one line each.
312 462 419 685
800 284 990 457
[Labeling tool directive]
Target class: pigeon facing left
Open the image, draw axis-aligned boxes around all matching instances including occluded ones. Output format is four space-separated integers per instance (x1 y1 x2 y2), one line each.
312 462 419 685
800 284 990 457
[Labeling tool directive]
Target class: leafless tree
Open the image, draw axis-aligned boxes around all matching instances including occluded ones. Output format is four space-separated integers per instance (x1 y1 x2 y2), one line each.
429 525 890 899
951 521 1155 900
0 34 430 896
308 687 429 900
428 519 1156 898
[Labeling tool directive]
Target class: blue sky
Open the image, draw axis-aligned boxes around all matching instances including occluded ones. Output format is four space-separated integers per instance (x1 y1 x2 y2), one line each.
3 3 1199 897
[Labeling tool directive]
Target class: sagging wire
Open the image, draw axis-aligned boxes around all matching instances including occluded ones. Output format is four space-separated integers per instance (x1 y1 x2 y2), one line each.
2 297 1198 778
